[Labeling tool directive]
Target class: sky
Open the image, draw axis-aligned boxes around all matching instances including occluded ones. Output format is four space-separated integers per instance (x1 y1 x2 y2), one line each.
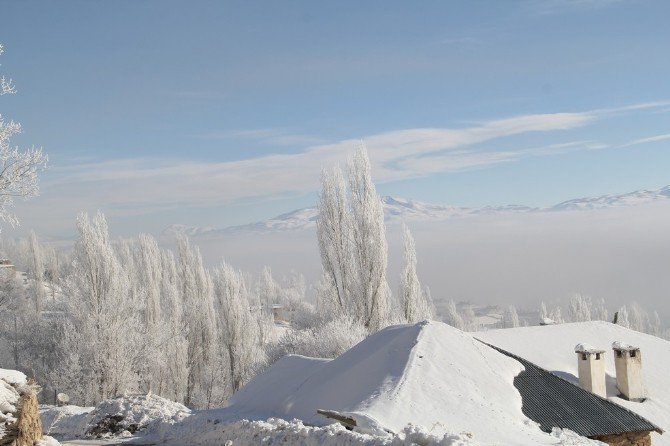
1 0 670 238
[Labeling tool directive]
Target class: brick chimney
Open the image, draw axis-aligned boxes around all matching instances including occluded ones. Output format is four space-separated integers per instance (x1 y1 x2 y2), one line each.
612 342 646 402
574 344 606 398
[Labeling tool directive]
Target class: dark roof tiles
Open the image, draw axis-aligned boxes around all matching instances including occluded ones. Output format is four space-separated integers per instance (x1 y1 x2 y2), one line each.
480 341 662 437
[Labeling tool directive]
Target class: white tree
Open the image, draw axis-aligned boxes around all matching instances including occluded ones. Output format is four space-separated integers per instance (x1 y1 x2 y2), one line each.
399 223 434 323
650 311 662 337
0 44 48 227
27 230 45 312
502 306 520 328
212 262 263 394
177 235 216 407
628 302 650 332
615 305 630 328
568 293 592 322
592 297 609 322
316 165 353 315
60 212 141 404
159 249 188 403
347 145 391 330
539 301 548 321
549 305 565 324
443 299 465 330
258 265 279 313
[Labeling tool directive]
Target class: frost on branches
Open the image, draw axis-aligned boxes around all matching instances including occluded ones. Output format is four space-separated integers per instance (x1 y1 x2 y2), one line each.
0 44 47 227
316 144 392 332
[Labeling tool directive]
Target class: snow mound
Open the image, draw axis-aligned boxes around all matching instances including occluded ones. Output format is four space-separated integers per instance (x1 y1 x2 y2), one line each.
478 321 670 445
40 404 93 439
41 393 191 440
220 321 587 444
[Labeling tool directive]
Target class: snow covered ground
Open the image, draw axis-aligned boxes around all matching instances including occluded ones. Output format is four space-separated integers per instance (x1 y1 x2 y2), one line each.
478 321 670 445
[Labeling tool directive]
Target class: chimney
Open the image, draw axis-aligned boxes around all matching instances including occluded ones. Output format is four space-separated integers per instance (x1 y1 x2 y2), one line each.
574 344 606 398
612 342 646 401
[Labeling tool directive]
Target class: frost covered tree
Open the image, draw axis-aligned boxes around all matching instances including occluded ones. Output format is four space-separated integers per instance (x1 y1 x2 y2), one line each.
592 298 609 322
615 305 630 328
568 293 592 322
0 44 48 227
27 230 45 312
212 262 263 394
316 144 392 331
316 165 353 315
399 223 434 323
443 299 465 330
258 266 279 313
177 235 216 407
60 212 142 404
502 306 520 328
539 301 548 321
347 145 391 330
158 249 188 403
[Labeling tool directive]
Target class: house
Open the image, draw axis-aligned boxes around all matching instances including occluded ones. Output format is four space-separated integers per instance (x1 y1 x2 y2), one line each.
219 321 662 445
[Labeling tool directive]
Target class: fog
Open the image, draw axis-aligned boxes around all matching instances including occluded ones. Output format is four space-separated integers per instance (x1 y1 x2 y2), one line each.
192 202 670 325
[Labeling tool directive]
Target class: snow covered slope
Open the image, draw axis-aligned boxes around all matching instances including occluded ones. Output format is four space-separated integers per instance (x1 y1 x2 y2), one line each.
477 321 670 445
217 321 595 445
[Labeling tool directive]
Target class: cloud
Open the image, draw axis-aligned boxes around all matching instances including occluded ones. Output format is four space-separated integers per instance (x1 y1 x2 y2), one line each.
16 101 669 234
620 133 670 148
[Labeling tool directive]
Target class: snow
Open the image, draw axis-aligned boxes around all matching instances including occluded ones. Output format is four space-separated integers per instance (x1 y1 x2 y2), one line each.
477 321 670 445
41 394 190 440
0 368 27 386
41 322 607 445
612 341 639 351
202 321 599 445
574 344 604 354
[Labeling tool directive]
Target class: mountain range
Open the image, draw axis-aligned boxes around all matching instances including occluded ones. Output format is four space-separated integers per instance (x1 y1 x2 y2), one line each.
163 185 670 237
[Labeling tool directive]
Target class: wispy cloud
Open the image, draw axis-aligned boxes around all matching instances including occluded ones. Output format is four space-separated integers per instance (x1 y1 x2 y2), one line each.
21 101 670 232
620 133 670 148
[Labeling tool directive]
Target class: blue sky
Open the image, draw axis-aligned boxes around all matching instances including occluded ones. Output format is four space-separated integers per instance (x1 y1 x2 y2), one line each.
1 0 670 237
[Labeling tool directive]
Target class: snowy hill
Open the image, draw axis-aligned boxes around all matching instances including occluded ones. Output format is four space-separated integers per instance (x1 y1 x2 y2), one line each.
163 185 670 237
478 321 670 446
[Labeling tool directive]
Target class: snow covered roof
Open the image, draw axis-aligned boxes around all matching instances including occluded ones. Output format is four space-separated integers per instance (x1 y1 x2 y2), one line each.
220 321 649 444
485 342 660 437
478 321 670 445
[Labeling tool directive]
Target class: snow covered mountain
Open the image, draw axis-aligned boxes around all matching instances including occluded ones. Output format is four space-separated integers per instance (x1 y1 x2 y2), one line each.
549 185 670 211
162 185 670 237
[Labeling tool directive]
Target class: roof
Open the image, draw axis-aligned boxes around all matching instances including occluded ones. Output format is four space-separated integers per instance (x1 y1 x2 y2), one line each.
481 341 663 437
476 321 670 445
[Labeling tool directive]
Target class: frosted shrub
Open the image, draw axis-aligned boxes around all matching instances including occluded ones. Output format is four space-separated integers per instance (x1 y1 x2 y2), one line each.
267 316 367 364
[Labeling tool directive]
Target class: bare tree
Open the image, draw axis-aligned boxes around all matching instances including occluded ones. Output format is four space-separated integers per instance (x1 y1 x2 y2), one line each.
0 44 47 227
